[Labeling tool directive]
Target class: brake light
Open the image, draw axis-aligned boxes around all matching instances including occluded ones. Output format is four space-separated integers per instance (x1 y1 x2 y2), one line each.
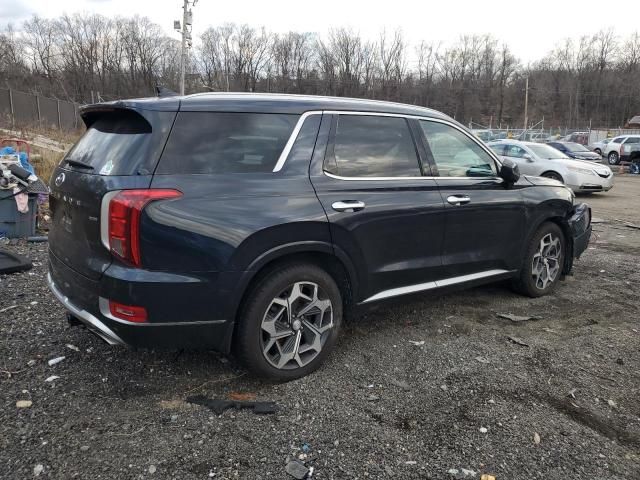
107 189 182 266
109 300 148 323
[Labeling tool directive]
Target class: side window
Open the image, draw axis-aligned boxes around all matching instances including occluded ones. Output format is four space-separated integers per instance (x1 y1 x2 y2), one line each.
328 115 421 177
624 137 640 144
489 144 505 155
612 137 624 144
420 120 497 177
505 145 528 158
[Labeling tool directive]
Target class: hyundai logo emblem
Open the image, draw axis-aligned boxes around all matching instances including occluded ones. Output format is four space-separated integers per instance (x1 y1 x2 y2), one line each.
55 172 65 187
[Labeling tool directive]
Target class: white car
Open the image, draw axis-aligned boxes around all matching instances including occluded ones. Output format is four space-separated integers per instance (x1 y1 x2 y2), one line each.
603 135 640 165
488 140 614 193
589 138 611 156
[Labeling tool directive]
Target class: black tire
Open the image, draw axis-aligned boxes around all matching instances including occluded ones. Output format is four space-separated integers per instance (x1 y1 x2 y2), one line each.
235 263 342 381
541 171 564 183
608 151 619 165
594 148 602 156
512 222 566 298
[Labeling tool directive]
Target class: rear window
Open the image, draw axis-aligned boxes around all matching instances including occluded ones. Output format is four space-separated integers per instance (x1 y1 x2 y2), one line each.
156 112 299 174
64 111 156 175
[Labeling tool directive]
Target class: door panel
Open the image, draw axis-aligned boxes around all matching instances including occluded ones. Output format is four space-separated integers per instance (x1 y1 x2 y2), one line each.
310 114 446 301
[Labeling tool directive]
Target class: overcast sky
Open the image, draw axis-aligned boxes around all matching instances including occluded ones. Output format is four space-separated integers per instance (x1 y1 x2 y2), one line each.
4 0 639 62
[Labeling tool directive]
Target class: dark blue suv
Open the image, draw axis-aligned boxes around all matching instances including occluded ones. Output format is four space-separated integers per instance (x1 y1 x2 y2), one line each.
48 93 591 380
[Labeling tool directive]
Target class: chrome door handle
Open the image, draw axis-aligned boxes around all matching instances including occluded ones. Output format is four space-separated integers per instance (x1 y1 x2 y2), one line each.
447 195 471 206
332 201 366 212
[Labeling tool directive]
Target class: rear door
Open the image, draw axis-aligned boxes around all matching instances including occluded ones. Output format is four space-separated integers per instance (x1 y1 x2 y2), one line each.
310 113 446 302
418 119 525 277
49 108 176 279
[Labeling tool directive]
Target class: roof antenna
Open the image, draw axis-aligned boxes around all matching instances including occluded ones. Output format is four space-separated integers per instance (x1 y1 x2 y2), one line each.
156 85 179 98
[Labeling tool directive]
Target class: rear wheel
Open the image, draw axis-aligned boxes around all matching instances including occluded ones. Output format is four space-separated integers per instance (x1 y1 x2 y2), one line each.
594 148 602 156
608 151 619 165
513 222 565 298
541 171 564 183
235 263 342 381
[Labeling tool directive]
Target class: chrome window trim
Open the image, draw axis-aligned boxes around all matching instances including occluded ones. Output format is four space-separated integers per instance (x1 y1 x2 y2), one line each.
276 109 503 180
272 110 324 172
362 269 512 303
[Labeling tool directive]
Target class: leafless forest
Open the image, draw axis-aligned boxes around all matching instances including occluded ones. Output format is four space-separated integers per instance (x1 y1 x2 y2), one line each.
1 14 639 128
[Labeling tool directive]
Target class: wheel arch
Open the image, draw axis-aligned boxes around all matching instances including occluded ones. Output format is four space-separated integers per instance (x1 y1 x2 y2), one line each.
540 170 564 183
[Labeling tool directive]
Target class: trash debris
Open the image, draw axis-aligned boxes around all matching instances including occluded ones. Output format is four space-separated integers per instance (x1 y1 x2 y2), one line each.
507 335 529 347
461 468 477 477
475 356 490 364
497 313 540 322
27 359 36 367
45 375 59 382
366 394 380 402
148 464 157 474
440 384 448 391
48 356 65 366
186 395 278 415
301 443 311 453
16 400 32 408
534 432 541 444
27 235 48 243
607 399 617 408
405 460 417 465
479 427 488 433
80 445 89 451
66 344 80 352
285 460 309 479
0 248 32 274
33 464 44 476
228 391 257 401
447 468 460 476
480 475 496 480
390 378 410 390
408 340 425 346
568 388 577 399
0 304 18 313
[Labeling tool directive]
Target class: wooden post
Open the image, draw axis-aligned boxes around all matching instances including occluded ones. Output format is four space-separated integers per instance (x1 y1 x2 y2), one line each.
36 94 41 128
56 99 61 129
8 88 14 128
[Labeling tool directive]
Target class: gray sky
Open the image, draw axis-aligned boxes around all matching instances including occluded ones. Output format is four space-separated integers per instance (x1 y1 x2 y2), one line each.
5 0 639 62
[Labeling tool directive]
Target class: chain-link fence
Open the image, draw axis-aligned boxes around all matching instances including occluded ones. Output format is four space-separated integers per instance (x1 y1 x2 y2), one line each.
0 88 80 131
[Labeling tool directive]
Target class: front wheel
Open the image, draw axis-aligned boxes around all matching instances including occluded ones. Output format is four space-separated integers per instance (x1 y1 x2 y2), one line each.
542 171 564 183
594 148 602 156
513 222 565 298
608 151 619 165
235 263 342 381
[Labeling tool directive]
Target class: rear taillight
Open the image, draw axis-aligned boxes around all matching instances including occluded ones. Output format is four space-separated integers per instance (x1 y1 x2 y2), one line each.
109 300 148 323
106 189 182 266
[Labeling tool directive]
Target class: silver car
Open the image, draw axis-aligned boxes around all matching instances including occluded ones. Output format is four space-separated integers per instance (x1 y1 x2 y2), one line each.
488 140 614 193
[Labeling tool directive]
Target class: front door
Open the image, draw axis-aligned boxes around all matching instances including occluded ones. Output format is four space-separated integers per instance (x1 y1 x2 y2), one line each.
310 113 446 302
418 120 526 278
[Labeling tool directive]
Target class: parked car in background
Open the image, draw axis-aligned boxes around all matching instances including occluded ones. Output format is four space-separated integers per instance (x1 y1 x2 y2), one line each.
603 135 640 165
547 141 602 161
488 140 614 193
563 132 589 145
589 138 611 156
472 129 494 142
47 93 593 380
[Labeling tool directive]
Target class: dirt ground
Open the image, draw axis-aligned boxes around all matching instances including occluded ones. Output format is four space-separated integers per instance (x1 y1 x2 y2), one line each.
1 176 639 480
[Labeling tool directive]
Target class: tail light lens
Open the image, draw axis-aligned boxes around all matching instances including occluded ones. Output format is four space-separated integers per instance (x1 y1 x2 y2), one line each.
109 300 148 323
107 189 182 266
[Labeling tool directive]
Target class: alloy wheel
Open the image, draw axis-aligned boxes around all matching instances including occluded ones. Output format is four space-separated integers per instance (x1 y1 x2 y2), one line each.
608 152 619 165
260 281 334 370
531 233 562 290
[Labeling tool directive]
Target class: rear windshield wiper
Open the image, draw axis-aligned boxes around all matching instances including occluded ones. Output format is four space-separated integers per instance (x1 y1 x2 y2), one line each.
64 159 94 170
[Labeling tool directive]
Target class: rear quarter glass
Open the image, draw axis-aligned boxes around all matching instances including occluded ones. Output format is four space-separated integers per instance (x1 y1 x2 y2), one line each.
155 112 299 174
63 109 176 175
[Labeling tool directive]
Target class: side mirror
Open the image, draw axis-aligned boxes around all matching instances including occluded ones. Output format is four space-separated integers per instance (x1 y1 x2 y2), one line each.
500 158 520 184
523 153 534 162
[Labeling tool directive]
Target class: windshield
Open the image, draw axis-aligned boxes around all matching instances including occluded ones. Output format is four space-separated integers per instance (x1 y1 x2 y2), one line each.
565 142 590 152
529 144 569 159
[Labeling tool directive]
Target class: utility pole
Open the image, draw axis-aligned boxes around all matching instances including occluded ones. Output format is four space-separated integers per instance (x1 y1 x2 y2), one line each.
175 0 197 96
523 76 529 132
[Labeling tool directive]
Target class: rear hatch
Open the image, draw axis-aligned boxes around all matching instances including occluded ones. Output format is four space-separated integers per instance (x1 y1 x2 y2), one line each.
49 104 177 280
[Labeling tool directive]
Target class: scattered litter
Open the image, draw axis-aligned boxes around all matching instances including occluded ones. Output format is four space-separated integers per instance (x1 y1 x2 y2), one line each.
461 468 477 477
0 305 18 313
187 395 278 415
366 394 380 402
33 464 44 476
27 359 36 367
30 301 38 305
27 235 48 243
447 468 460 476
16 400 32 408
148 464 157 474
301 443 311 453
45 375 59 382
543 327 558 334
507 335 529 347
481 475 496 480
475 356 490 364
285 460 309 479
408 340 425 346
568 388 577 399
66 344 80 352
497 313 540 322
600 270 606 273
616 358 624 365
607 399 617 408
80 445 89 452
479 427 488 433
534 432 541 444
228 391 256 401
390 378 410 390
308 466 314 477
440 384 448 391
48 356 65 366
488 399 495 404
405 460 417 465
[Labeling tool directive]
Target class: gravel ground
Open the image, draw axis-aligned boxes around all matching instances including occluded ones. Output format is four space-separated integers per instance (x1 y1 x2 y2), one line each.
2 177 640 480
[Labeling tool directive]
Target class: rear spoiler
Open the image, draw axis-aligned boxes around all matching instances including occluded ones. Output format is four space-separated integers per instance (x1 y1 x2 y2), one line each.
79 98 181 128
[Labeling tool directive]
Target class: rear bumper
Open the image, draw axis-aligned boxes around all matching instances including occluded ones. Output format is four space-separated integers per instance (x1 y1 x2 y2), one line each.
48 250 236 352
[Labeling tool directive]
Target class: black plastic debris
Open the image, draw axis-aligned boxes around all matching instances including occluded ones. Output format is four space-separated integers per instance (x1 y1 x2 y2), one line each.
0 248 32 274
186 395 278 415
